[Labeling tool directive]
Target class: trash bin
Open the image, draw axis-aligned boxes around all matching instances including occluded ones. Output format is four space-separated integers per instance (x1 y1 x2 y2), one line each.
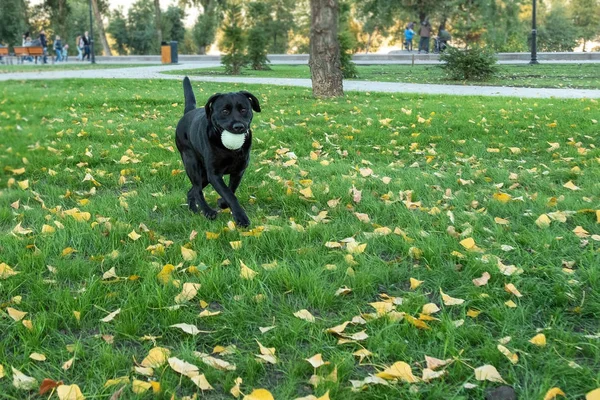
170 41 178 64
161 42 170 64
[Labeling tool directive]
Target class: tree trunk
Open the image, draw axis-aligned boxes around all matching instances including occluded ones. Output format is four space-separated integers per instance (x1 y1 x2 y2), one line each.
309 0 343 98
154 0 163 45
91 0 112 56
198 45 207 55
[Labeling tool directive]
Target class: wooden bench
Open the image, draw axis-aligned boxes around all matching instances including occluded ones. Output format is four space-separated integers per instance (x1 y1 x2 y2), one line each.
14 46 46 64
0 47 10 64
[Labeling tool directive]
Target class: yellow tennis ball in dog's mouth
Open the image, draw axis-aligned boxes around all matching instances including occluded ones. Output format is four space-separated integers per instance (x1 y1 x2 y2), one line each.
221 130 247 150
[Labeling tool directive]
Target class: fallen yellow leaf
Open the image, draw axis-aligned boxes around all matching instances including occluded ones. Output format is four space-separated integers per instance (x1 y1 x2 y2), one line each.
244 389 275 400
529 333 547 347
544 387 565 400
375 361 418 382
294 309 315 323
56 384 85 400
410 278 424 289
474 364 505 383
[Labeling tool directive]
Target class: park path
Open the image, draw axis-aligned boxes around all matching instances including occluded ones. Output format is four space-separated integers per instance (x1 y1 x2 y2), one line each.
2 63 600 99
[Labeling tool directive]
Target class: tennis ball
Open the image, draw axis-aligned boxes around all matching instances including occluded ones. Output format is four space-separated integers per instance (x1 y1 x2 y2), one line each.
221 130 246 150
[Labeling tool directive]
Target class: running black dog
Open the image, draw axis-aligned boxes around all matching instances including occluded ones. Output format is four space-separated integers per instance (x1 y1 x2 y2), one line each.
175 77 261 227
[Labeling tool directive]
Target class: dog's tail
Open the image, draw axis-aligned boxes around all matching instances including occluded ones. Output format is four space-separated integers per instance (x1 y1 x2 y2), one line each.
183 76 196 114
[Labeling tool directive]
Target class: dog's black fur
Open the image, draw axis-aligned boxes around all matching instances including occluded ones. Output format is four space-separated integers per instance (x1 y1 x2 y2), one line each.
175 77 261 227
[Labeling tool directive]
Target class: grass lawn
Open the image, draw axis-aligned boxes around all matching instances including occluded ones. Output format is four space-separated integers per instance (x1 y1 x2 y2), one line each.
0 63 159 74
1 78 599 399
169 63 600 90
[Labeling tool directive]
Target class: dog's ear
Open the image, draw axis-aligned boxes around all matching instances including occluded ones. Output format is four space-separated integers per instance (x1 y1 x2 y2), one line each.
239 91 261 112
205 93 221 119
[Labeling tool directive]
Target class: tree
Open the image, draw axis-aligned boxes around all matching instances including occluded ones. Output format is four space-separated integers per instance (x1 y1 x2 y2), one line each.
127 0 158 55
91 0 112 55
108 7 129 54
338 0 357 78
154 0 163 45
247 2 271 70
266 0 296 53
192 0 222 54
220 1 247 75
162 5 186 43
570 0 600 51
309 0 343 97
537 2 578 52
0 0 28 48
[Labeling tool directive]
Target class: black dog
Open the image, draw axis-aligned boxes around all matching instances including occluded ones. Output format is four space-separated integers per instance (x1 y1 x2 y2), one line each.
175 77 261 227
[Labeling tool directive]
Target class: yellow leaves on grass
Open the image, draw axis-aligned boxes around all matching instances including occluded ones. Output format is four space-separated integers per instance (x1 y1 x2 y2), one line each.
7 307 27 321
243 389 275 400
57 384 85 400
544 387 566 399
587 388 600 400
375 361 418 383
240 260 258 280
529 333 547 347
255 341 277 365
504 283 523 297
410 278 424 289
181 246 197 261
11 367 38 390
0 263 19 279
294 309 316 323
440 289 465 306
474 364 506 383
563 180 580 191
536 214 552 228
305 354 329 369
174 282 200 304
493 192 512 203
141 347 170 368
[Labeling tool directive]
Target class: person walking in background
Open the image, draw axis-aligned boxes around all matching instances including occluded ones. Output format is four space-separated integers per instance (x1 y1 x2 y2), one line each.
62 43 69 62
82 31 90 61
404 23 415 51
76 35 83 61
418 19 432 54
53 35 63 62
436 27 451 53
39 30 48 64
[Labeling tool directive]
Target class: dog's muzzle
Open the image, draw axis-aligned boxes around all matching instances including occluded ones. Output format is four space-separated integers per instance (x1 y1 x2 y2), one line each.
221 130 248 150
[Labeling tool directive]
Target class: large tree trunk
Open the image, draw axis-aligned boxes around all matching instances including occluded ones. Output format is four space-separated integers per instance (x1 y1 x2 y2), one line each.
91 0 112 56
154 0 163 45
309 0 343 98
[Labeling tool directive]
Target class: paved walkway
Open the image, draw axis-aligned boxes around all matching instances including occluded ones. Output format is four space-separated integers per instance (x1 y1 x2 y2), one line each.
2 63 600 99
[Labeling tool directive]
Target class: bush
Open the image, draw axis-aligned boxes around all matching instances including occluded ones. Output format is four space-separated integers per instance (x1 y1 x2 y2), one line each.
440 47 498 81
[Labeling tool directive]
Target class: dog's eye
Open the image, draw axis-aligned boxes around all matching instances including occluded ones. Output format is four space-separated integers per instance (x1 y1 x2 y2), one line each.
240 108 247 113
221 109 230 115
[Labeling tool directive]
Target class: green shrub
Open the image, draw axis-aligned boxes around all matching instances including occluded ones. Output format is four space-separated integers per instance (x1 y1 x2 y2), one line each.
440 46 498 81
220 2 247 75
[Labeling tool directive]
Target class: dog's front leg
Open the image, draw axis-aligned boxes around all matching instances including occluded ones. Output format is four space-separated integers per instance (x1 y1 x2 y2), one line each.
209 175 250 227
217 171 244 210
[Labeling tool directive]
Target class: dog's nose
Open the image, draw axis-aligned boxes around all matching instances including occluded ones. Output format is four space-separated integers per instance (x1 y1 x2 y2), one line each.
232 123 246 133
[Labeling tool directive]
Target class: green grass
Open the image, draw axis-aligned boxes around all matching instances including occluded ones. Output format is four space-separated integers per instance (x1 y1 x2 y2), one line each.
0 63 159 74
1 78 599 399
169 63 600 89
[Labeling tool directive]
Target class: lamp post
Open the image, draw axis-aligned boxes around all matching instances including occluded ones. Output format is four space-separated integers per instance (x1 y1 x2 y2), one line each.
88 0 95 64
530 0 538 64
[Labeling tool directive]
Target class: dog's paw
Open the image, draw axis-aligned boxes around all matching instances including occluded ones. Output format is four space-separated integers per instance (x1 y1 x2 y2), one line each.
217 198 230 209
202 208 218 220
188 202 199 213
233 212 250 228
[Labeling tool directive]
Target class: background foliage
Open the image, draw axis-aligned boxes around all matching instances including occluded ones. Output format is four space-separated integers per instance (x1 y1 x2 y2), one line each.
1 0 599 55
